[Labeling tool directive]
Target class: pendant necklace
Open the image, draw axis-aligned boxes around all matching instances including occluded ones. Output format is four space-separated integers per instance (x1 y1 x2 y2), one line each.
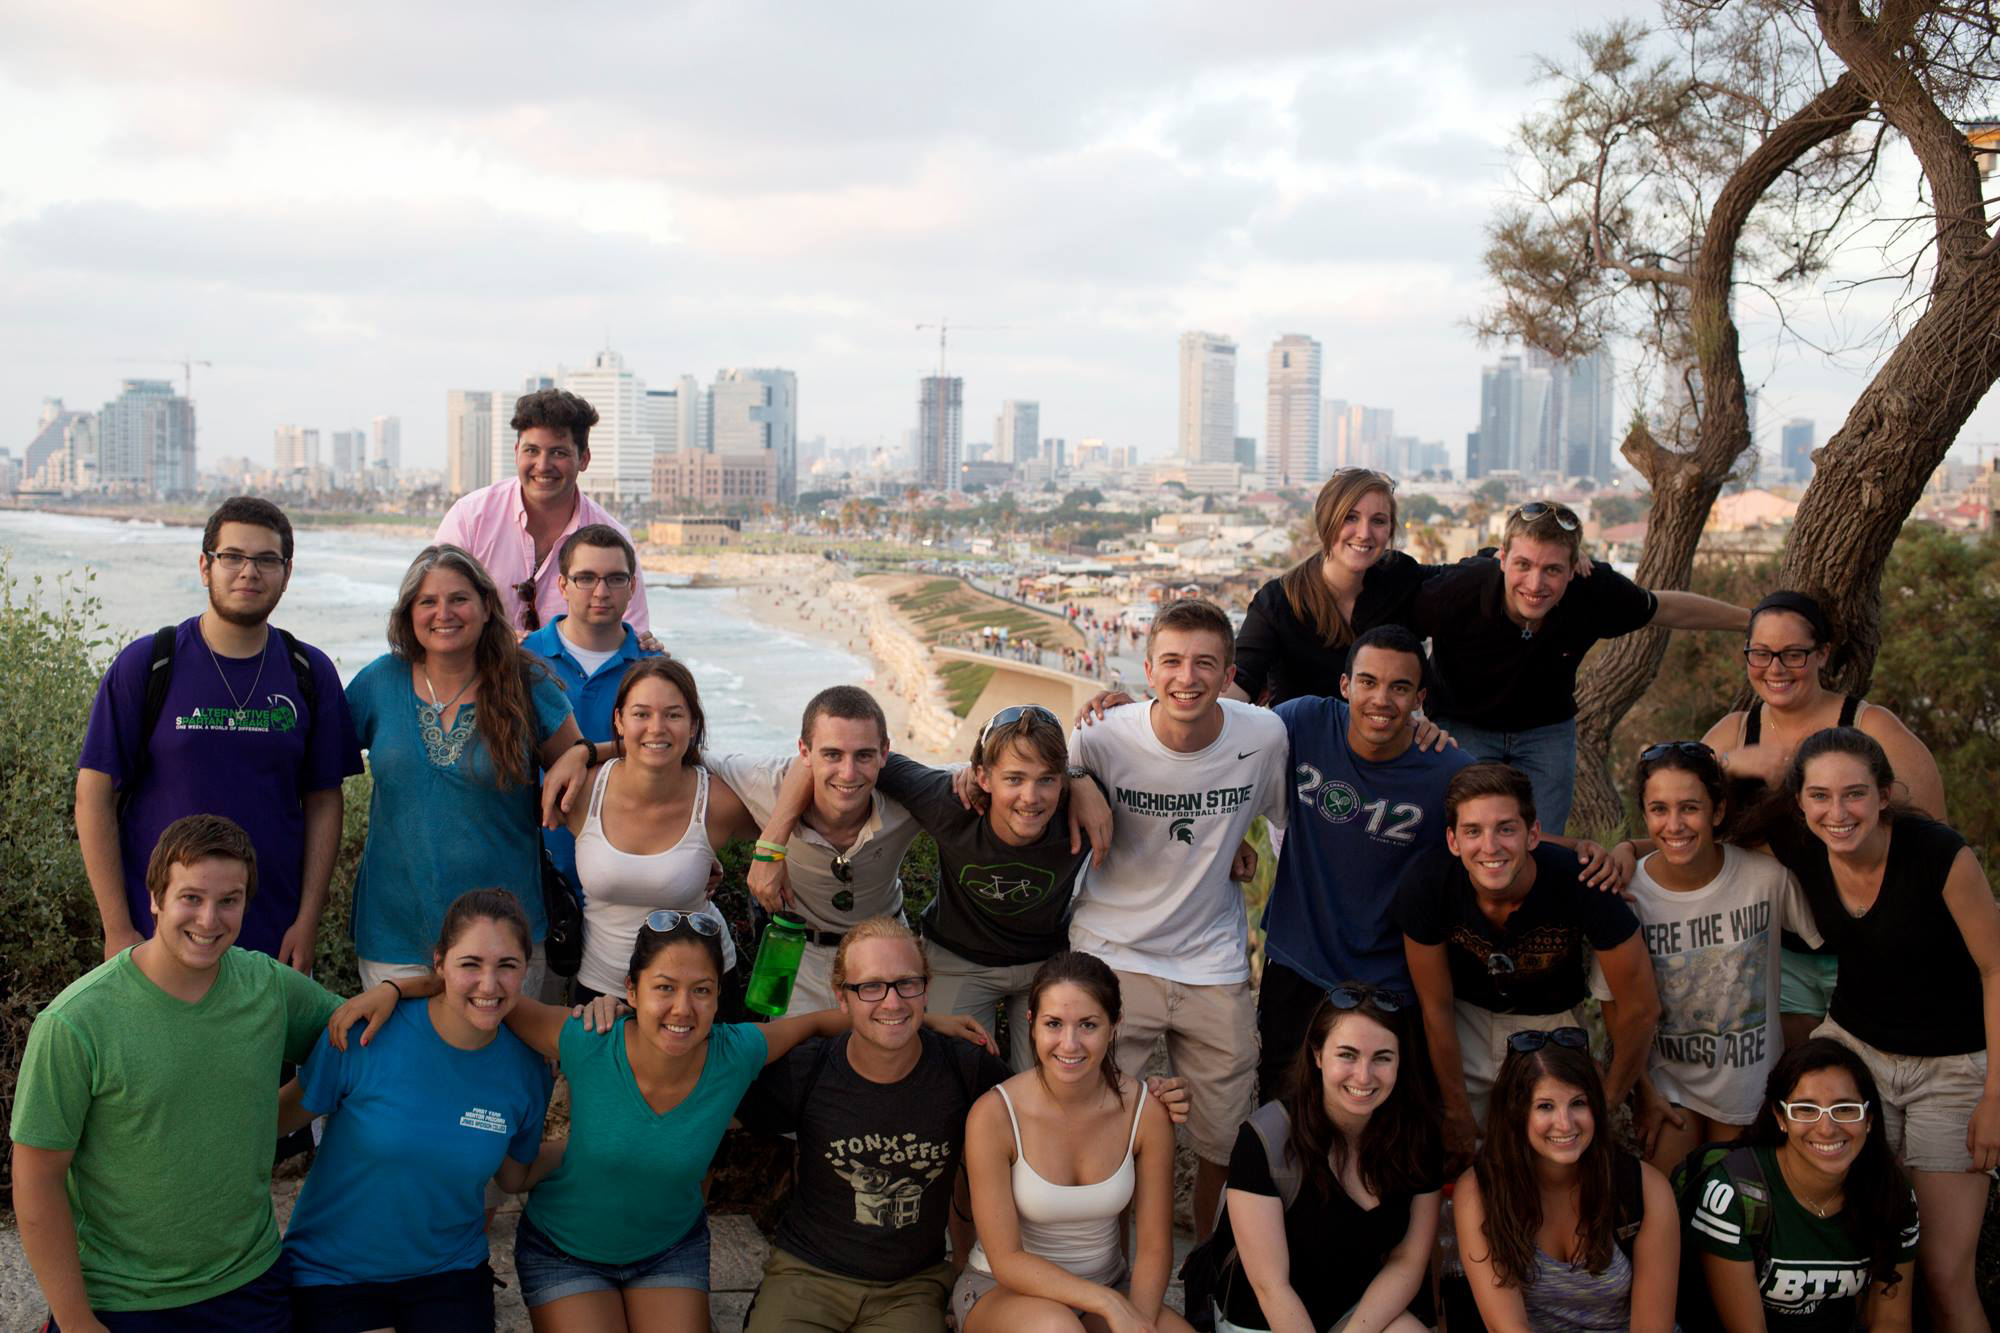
422 664 476 726
206 629 270 724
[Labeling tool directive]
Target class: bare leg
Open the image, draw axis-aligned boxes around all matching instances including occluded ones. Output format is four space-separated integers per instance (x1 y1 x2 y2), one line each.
1647 1108 1736 1173
964 1289 1086 1333
621 1285 712 1333
1909 1168 1992 1332
531 1290 630 1333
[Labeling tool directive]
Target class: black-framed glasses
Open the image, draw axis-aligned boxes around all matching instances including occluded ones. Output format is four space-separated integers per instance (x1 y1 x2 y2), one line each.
1507 1026 1590 1054
842 976 928 1002
1780 1099 1871 1124
830 854 854 884
642 909 722 937
1640 740 1716 763
1511 501 1580 532
1744 646 1817 670
514 579 542 632
1327 983 1412 1014
204 549 288 574
979 704 1061 747
566 571 635 591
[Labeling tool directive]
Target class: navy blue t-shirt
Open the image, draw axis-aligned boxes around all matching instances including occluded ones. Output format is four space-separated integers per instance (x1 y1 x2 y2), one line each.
1263 697 1474 989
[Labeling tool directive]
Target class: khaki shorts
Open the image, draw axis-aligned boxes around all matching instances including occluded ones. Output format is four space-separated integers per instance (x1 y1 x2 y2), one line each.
1455 1001 1584 1132
1815 1015 1989 1173
925 939 1043 1072
1111 970 1256 1164
779 941 838 1017
746 1247 953 1333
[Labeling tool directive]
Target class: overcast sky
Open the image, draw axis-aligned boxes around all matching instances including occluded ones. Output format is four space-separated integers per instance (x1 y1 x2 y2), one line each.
5 0 1996 476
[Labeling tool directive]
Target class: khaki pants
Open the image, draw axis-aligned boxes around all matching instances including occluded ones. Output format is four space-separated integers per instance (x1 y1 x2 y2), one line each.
924 939 1043 1071
1111 969 1257 1164
746 1247 953 1333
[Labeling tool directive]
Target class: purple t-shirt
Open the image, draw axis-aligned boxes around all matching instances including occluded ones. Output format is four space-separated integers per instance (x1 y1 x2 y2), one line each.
78 617 364 958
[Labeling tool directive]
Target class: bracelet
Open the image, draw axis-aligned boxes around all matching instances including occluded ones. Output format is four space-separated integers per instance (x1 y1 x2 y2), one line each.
379 978 402 1000
752 851 784 864
754 839 789 858
569 737 598 766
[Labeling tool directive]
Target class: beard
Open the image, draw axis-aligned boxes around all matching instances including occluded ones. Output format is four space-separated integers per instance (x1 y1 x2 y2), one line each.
207 579 278 628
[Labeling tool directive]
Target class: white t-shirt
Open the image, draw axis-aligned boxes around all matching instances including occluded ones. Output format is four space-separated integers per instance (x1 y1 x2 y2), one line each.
1068 699 1288 985
1590 843 1822 1124
558 632 620 679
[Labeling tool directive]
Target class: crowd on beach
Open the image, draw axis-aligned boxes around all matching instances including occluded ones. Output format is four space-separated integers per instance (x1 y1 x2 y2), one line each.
14 387 1999 1333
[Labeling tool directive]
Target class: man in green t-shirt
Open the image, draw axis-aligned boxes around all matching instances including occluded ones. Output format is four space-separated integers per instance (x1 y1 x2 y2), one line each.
10 814 404 1331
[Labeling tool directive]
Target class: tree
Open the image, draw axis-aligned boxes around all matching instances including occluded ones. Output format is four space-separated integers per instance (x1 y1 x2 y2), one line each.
1482 0 2000 830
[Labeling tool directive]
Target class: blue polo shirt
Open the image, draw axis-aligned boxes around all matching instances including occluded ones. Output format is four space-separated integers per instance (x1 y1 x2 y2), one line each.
1262 696 1474 991
523 616 653 893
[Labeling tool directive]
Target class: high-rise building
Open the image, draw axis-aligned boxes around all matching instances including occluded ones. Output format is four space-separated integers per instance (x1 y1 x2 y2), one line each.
996 400 1039 464
711 368 799 503
643 387 681 462
1782 418 1815 481
1042 437 1066 472
1264 334 1322 490
371 415 401 471
563 352 651 505
99 380 194 496
918 376 964 490
445 390 494 496
272 425 319 473
1475 352 1555 479
24 399 88 480
1561 349 1616 482
1177 331 1237 463
1234 436 1257 471
1321 398 1350 471
330 429 365 483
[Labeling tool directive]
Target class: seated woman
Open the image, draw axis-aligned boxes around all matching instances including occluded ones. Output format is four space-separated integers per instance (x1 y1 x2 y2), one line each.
284 890 552 1332
956 951 1192 1333
1211 984 1442 1332
1746 726 2000 1329
1686 1037 1918 1331
1594 741 1820 1171
1453 1030 1679 1333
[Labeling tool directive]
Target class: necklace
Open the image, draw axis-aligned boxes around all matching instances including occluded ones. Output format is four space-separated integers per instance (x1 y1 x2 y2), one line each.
205 628 270 723
1779 1147 1843 1218
421 663 476 723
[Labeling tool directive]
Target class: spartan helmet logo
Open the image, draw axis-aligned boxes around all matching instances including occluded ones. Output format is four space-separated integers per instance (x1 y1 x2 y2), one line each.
1169 817 1196 845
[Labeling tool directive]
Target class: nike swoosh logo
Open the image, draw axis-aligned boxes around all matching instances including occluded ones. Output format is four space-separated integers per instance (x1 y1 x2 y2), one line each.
1237 750 1259 760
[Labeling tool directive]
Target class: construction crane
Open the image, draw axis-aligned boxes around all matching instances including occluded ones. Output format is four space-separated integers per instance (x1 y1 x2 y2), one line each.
116 355 213 400
913 319 1014 378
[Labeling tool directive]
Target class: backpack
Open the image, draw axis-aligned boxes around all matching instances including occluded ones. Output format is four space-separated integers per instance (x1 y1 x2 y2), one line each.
1669 1142 1776 1333
122 624 321 815
1179 1101 1300 1330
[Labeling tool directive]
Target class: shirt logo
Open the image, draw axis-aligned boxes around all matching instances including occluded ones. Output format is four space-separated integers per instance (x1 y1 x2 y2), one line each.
174 692 300 734
959 862 1058 916
459 1107 509 1135
1169 817 1196 844
1317 781 1361 823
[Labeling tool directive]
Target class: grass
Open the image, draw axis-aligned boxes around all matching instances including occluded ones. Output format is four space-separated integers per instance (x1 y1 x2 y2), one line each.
876 573 1082 650
937 660 995 717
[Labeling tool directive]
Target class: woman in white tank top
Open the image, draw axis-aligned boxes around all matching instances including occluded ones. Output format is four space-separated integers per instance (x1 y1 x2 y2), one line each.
956 951 1192 1333
561 659 768 1007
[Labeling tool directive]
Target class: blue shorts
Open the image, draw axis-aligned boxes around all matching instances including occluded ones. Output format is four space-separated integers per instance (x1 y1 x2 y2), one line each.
50 1256 290 1331
291 1261 492 1333
1779 947 1839 1017
513 1211 711 1308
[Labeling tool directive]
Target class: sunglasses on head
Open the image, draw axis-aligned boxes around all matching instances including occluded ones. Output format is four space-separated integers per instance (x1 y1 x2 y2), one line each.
1506 1026 1590 1054
1640 740 1716 764
1512 501 1580 532
1327 983 1412 1014
515 580 542 632
642 909 722 938
979 704 1061 748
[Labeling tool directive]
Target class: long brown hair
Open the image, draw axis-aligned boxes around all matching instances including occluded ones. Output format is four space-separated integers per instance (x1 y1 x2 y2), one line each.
613 657 707 768
1732 725 1926 849
1282 990 1439 1205
388 544 549 790
1471 1043 1617 1288
1027 951 1123 1096
1280 468 1397 650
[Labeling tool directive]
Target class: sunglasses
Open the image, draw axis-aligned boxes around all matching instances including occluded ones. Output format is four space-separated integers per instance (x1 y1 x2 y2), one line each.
515 579 542 632
1511 501 1580 532
830 854 854 885
1506 1026 1590 1054
1640 740 1716 763
979 704 1061 748
642 909 722 937
1327 983 1412 1014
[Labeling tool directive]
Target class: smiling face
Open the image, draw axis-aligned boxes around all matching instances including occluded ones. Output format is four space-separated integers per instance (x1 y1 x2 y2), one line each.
1642 766 1723 868
836 936 928 1057
411 566 488 660
200 520 290 628
1775 1065 1870 1185
1317 1011 1400 1123
515 425 585 507
1798 752 1887 854
800 713 887 825
560 541 635 629
1500 534 1577 627
149 856 247 973
977 740 1064 844
1746 609 1828 709
616 676 693 770
625 937 719 1058
433 916 527 1033
1526 1075 1594 1166
1340 643 1425 750
1446 793 1539 897
1326 487 1395 576
1143 626 1231 726
1032 980 1114 1088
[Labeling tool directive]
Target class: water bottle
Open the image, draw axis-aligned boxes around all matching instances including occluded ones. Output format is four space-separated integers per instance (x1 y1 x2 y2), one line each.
744 912 809 1017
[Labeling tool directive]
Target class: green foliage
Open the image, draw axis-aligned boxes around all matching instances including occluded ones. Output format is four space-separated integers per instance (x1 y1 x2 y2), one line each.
1402 492 1450 524
938 660 996 717
1475 479 1510 505
1592 494 1651 527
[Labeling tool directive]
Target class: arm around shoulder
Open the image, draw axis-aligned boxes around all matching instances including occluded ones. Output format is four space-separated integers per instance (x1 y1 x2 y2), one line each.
1650 589 1750 632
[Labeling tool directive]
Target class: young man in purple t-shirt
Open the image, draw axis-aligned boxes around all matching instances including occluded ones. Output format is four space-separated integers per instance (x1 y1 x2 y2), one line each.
75 497 363 973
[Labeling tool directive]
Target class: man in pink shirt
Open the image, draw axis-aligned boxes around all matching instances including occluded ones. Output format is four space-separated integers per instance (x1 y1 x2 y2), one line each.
435 388 653 636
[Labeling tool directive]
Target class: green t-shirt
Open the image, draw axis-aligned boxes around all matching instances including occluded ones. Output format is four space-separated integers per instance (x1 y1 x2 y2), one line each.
1688 1144 1920 1328
10 947 341 1311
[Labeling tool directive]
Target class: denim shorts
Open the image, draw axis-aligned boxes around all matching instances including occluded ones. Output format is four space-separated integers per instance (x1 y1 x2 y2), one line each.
513 1210 711 1307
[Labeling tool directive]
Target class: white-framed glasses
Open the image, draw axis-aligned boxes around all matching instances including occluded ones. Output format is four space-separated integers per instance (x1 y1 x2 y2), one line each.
1780 1099 1870 1124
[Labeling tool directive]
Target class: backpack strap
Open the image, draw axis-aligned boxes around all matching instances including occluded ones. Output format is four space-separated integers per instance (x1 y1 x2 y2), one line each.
1719 1144 1776 1281
1244 1100 1301 1211
274 627 319 717
118 626 180 817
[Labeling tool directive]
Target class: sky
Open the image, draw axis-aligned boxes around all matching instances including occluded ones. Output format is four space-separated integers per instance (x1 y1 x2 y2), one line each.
4 0 1997 477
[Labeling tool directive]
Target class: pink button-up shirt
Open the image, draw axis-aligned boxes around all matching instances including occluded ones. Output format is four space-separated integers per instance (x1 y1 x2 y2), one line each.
434 479 652 635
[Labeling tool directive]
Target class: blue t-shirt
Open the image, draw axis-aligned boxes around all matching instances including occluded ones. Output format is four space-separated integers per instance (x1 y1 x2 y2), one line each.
1263 696 1474 990
346 653 572 964
522 618 653 896
524 1017 767 1264
284 998 550 1286
77 618 364 958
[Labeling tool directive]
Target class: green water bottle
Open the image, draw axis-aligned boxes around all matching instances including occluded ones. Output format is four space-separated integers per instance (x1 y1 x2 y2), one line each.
744 912 809 1017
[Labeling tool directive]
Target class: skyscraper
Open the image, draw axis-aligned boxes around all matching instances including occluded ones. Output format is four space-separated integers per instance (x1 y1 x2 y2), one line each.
564 352 652 505
1177 331 1237 463
1782 418 1815 481
918 376 964 490
1561 349 1616 482
711 368 799 503
272 425 319 473
677 375 710 452
996 400 1039 464
1321 398 1350 471
330 429 365 483
99 380 194 496
371 415 401 471
1264 334 1322 490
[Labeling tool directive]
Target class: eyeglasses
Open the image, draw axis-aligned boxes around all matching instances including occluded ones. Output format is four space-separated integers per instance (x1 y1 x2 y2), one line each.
1640 740 1716 763
1507 1026 1590 1054
979 704 1061 747
830 854 854 884
1744 646 1817 669
204 550 288 574
841 976 928 1002
642 910 722 937
1511 501 1580 531
514 580 541 632
566 571 634 591
1327 983 1411 1014
1780 1099 1870 1124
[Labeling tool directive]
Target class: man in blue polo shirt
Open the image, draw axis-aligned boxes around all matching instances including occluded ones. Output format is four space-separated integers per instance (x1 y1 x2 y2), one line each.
1257 624 1474 1099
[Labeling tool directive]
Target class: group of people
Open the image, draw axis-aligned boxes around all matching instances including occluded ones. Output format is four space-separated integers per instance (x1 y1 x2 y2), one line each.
10 392 1995 1333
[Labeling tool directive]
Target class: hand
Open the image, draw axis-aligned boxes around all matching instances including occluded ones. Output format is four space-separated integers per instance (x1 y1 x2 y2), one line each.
637 631 665 654
747 854 792 913
1574 552 1595 578
1145 1075 1191 1125
1075 690 1134 728
1096 1293 1159 1333
773 755 814 821
923 1010 996 1054
1967 1092 2000 1172
330 980 403 1051
1631 1080 1687 1159
706 857 725 900
1609 840 1639 892
572 993 630 1033
1573 839 1629 894
1067 775 1113 868
278 917 318 975
102 923 143 961
1412 714 1457 752
1720 743 1785 785
541 743 593 828
1229 839 1258 883
951 764 988 813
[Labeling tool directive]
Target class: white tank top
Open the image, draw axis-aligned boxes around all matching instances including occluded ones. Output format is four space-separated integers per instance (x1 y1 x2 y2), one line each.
968 1081 1146 1287
574 760 736 995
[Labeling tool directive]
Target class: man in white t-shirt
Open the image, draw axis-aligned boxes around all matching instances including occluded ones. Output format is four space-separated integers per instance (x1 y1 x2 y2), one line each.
1069 598 1286 1241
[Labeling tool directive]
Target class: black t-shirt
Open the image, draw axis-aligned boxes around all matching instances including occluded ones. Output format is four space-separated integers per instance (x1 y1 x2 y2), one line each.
1769 816 1980 1055
876 753 1088 967
1396 843 1640 1014
1409 558 1657 729
1232 552 1437 705
1216 1114 1442 1329
738 1029 1008 1282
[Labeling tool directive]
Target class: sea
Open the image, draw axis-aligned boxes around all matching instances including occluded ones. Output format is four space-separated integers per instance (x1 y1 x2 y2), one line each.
0 508 867 751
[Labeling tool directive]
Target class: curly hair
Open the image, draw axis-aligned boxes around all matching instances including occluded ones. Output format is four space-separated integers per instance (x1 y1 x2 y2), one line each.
510 388 601 456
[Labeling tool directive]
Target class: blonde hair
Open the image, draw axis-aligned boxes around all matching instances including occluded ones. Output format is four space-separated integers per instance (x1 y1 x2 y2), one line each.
830 917 929 992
